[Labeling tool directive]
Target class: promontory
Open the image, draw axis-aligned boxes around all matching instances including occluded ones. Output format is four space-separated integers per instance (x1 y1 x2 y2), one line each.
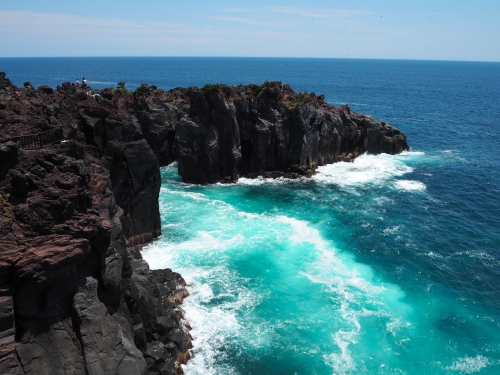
0 72 408 375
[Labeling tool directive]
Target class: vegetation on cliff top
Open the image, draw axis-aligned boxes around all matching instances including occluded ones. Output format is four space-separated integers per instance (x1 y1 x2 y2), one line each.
200 83 233 98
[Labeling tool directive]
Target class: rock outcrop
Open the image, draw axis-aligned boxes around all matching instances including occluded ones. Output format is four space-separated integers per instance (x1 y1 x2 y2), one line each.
129 82 408 184
0 75 190 375
0 73 409 375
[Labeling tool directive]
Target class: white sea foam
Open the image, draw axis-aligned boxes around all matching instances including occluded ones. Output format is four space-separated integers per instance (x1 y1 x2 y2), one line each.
399 150 425 156
236 176 307 186
87 80 115 85
324 328 357 374
445 355 490 373
164 190 210 201
235 177 267 186
451 251 499 267
276 216 410 375
422 251 446 260
394 180 427 191
143 196 275 374
234 152 425 191
143 231 246 271
145 243 265 375
176 265 265 375
385 318 411 337
454 250 495 261
163 161 178 170
383 225 402 235
312 153 416 190
374 196 392 205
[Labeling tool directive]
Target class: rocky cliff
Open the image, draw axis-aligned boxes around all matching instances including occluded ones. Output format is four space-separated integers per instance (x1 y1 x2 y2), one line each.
0 73 190 375
133 82 408 183
0 73 409 374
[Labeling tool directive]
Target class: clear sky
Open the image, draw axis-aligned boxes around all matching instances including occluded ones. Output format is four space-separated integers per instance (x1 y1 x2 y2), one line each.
1 0 499 61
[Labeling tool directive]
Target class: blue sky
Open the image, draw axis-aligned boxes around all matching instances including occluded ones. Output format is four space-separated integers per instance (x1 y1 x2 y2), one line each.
1 0 499 61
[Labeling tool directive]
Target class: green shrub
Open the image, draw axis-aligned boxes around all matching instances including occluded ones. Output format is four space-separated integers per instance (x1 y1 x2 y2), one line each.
298 91 309 99
257 87 267 99
202 84 232 98
281 90 309 111
134 83 151 97
117 81 126 89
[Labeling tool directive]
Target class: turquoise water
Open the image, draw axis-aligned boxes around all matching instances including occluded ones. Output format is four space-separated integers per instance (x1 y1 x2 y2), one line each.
143 150 498 374
3 57 499 374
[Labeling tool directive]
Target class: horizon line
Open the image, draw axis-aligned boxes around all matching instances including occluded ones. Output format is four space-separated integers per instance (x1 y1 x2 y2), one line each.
0 56 499 63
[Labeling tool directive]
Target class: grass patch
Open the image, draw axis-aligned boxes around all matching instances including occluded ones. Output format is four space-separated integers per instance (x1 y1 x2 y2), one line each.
0 192 14 218
282 91 310 111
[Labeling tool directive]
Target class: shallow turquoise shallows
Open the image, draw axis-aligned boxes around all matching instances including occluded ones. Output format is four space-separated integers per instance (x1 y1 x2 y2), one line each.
4 57 497 374
143 147 499 375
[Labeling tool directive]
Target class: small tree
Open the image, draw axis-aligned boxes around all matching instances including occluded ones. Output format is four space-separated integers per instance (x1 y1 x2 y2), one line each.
134 83 151 97
117 82 126 89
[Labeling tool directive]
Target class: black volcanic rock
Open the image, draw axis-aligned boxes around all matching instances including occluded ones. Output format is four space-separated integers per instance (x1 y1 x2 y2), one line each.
156 82 408 184
37 85 54 95
135 96 182 166
0 72 17 97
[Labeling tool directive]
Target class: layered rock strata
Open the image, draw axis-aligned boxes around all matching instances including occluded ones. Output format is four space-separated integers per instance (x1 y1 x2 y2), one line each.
0 73 409 374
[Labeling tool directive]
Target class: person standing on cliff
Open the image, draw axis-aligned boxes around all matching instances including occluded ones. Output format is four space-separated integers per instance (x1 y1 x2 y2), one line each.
76 79 80 86
82 77 87 89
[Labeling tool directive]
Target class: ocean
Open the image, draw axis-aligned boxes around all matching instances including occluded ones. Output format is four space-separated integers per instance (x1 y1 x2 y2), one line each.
2 57 499 374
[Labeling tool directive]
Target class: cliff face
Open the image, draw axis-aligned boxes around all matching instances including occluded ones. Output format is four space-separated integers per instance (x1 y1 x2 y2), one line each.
0 73 409 375
0 75 190 375
172 82 408 183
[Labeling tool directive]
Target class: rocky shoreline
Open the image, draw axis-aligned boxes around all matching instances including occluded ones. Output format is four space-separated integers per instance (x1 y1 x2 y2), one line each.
0 72 408 374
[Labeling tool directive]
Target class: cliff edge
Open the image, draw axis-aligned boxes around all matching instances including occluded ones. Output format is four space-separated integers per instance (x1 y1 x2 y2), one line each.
0 73 190 375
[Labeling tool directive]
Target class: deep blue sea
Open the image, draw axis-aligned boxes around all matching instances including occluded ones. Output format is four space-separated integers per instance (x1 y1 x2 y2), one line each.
2 57 499 374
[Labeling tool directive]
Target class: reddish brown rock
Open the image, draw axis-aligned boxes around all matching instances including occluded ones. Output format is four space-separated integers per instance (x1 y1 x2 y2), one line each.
0 75 190 374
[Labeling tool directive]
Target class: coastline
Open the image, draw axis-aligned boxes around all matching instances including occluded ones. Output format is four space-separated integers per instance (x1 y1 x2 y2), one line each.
0 71 408 375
